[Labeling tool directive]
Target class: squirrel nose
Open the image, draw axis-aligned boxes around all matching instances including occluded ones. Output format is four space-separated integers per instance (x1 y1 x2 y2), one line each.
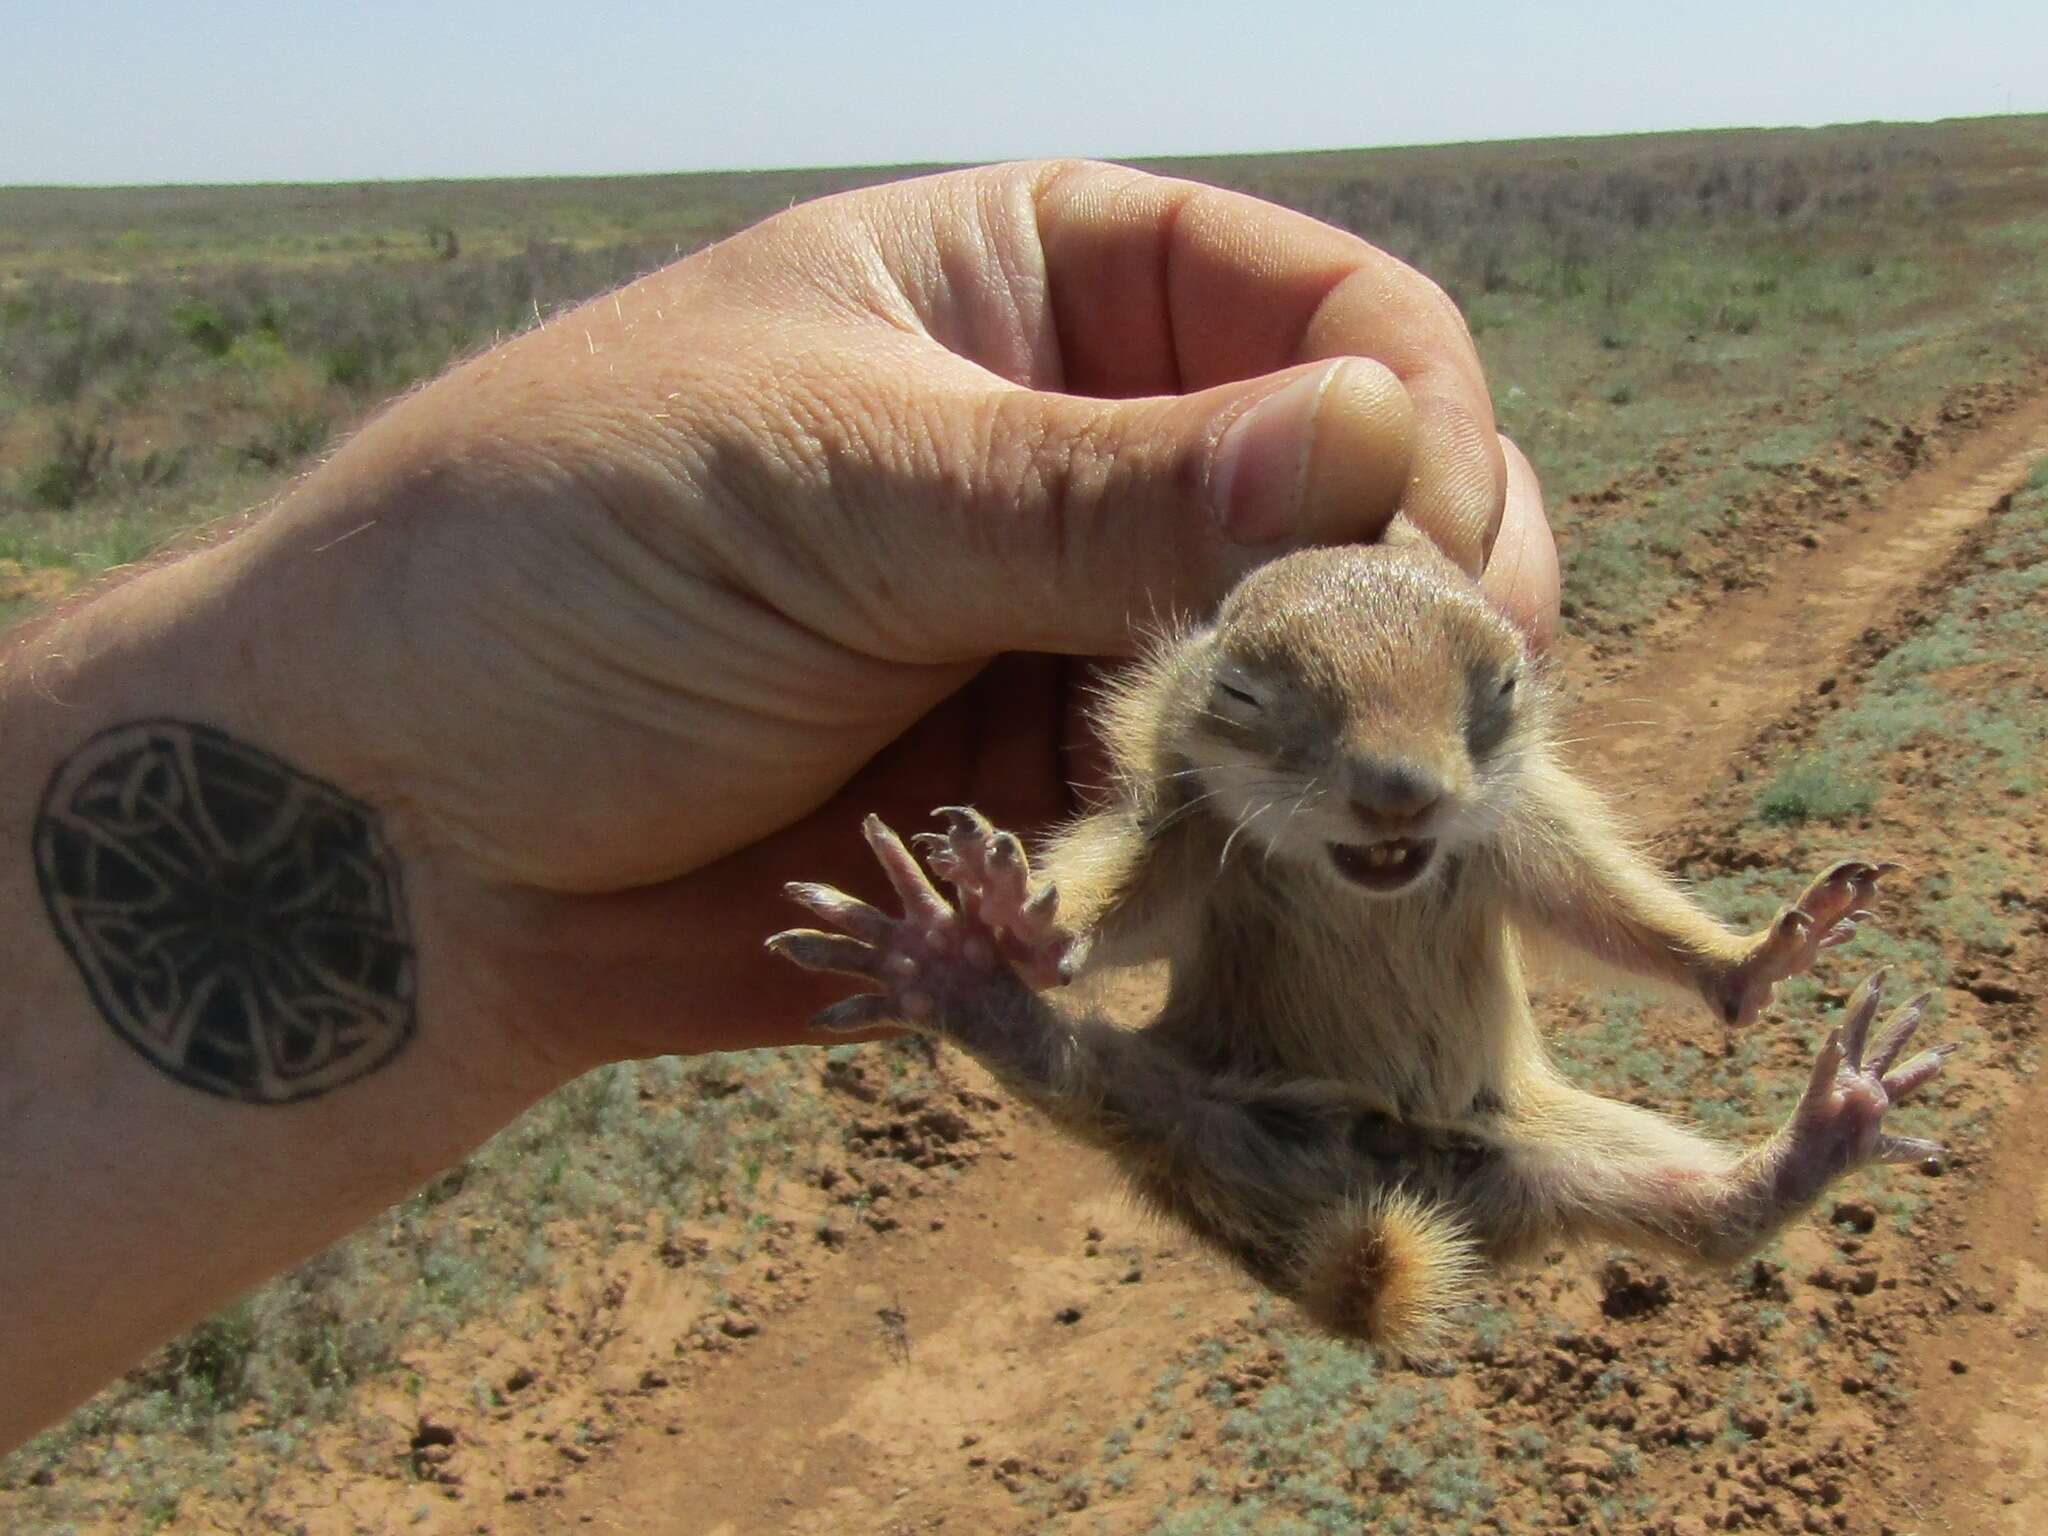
1347 761 1442 832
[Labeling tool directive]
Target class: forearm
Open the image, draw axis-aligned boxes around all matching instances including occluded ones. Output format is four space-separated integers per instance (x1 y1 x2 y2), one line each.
0 523 565 1448
1498 752 1743 991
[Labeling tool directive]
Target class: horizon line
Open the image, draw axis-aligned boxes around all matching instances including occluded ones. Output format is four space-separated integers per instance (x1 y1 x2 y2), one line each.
6 108 2038 196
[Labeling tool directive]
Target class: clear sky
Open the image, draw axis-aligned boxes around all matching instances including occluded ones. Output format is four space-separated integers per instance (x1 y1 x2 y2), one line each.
5 1 2043 186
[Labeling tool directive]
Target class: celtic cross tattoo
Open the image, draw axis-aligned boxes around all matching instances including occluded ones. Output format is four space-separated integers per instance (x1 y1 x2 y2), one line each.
33 719 416 1104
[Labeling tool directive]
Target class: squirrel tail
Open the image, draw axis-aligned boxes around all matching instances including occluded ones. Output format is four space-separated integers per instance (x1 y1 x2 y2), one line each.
1293 1191 1480 1353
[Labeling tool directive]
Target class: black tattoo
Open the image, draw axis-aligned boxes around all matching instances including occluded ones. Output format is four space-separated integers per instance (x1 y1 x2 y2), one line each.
33 719 415 1104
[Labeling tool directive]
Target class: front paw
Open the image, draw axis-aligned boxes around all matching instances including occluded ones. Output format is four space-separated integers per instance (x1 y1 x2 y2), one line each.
1712 858 1899 1024
766 813 1065 1035
912 806 1077 990
1770 970 1949 1208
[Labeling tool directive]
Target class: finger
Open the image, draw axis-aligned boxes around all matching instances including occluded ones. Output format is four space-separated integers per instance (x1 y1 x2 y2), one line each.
962 355 1420 654
783 882 893 945
1033 162 1501 569
1840 970 1888 1071
936 805 998 870
765 929 880 979
1867 992 1933 1077
1882 1044 1954 1103
986 828 1027 879
1481 436 1561 648
1806 1029 1846 1100
863 815 950 925
1399 382 1506 576
1032 162 1489 403
1022 881 1061 929
1772 907 1813 955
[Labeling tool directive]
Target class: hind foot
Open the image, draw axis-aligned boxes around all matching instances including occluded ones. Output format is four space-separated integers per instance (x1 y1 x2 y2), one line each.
1761 969 1950 1209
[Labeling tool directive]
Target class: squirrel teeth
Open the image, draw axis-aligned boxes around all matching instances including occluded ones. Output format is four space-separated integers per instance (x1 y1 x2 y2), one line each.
1328 838 1437 892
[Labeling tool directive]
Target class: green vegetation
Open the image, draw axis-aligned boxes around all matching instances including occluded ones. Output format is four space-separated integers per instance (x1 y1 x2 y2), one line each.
1755 754 1880 824
1121 1334 1500 1535
1755 458 2048 834
5 117 2046 634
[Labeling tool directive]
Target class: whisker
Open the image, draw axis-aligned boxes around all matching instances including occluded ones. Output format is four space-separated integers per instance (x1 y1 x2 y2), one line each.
1145 785 1233 838
1264 774 1323 872
1218 795 1277 873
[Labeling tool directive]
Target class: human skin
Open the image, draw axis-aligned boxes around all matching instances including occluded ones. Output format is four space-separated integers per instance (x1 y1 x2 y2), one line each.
0 160 1557 1446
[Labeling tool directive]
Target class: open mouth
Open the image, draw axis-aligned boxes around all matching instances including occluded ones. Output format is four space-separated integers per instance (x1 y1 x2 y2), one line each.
1328 838 1437 892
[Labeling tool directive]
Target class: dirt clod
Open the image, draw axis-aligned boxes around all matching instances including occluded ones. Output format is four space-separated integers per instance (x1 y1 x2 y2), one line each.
1599 1259 1675 1319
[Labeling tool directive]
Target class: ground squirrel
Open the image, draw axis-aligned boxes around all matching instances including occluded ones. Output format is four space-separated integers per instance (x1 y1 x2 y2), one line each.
768 523 1949 1351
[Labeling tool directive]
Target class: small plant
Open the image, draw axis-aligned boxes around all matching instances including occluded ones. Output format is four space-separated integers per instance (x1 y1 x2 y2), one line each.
20 419 115 510
1755 756 1878 824
169 296 236 358
240 408 330 469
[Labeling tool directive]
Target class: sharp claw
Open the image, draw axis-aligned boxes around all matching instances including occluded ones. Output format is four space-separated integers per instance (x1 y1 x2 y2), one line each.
1874 1134 1944 1165
766 929 881 979
934 805 986 840
810 995 897 1034
783 882 894 944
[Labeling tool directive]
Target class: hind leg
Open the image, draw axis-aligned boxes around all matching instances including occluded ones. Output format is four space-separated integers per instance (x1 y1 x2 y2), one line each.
1492 972 1947 1264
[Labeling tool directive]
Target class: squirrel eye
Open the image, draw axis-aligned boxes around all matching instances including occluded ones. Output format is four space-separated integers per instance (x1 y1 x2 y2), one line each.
1218 682 1262 710
1497 670 1519 698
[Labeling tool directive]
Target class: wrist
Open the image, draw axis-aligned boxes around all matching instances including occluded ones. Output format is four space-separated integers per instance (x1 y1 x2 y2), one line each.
2 508 577 1105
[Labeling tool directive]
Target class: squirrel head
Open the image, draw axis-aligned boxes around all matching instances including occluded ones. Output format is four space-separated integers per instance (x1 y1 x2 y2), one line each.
1114 532 1545 899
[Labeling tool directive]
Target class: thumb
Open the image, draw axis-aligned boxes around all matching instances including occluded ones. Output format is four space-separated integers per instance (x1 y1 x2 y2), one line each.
971 357 1417 654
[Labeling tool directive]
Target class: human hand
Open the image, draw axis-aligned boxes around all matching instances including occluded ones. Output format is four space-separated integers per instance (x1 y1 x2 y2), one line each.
242 160 1557 1070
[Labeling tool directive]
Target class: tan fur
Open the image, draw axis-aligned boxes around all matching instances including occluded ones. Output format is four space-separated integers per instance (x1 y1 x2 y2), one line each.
1004 528 1812 1351
1295 1192 1479 1350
